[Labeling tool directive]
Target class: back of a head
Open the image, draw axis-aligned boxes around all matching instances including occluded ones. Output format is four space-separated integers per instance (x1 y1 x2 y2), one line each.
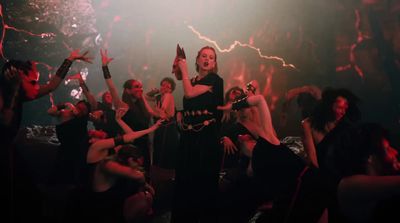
311 87 361 131
297 92 318 118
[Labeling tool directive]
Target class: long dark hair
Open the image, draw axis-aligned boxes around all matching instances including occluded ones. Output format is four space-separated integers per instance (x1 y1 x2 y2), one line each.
310 88 360 133
122 79 151 121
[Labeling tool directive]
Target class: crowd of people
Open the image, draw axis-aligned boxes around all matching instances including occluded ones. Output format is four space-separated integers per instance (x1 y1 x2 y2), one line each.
1 45 400 223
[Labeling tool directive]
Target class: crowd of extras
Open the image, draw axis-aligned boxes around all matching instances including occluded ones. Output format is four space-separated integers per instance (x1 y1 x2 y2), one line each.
2 46 400 223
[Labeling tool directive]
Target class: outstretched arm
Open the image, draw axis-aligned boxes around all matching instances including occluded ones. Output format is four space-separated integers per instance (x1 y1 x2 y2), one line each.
218 95 280 145
67 73 97 111
37 49 93 98
141 95 158 117
100 49 126 109
87 120 162 163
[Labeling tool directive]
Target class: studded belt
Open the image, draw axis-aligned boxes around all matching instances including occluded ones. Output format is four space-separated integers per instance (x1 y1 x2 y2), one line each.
183 109 213 117
181 118 216 132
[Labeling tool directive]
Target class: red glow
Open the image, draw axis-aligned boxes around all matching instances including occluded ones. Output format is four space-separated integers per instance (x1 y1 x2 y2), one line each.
335 9 369 78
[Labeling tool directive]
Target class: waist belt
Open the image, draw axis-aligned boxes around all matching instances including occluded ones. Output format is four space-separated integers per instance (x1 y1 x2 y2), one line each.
183 109 213 117
181 118 216 132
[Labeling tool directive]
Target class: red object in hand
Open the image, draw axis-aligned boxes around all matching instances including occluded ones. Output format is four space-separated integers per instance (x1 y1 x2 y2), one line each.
172 44 186 80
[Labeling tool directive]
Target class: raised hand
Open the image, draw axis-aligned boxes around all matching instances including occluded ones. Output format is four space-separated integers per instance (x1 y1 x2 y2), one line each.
68 49 93 63
115 107 128 120
100 49 114 66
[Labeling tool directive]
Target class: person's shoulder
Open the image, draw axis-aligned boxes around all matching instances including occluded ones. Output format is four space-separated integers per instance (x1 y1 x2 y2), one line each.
204 72 223 85
163 92 174 99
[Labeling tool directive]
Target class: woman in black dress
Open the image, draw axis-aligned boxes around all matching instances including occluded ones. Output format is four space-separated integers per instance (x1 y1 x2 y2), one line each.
170 46 224 223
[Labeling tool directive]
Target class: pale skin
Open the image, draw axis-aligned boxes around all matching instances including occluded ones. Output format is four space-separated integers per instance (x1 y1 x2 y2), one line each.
218 95 280 177
218 94 280 146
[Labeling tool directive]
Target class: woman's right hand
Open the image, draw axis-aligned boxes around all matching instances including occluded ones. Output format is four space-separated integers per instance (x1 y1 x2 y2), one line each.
220 136 238 155
100 49 114 66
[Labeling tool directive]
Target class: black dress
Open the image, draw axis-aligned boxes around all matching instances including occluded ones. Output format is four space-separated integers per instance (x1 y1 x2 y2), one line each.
93 102 121 138
171 73 224 223
122 103 151 171
252 137 328 223
152 95 179 169
51 115 90 185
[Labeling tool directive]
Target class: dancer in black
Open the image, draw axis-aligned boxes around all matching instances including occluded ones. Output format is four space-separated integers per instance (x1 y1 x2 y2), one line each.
170 46 224 223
